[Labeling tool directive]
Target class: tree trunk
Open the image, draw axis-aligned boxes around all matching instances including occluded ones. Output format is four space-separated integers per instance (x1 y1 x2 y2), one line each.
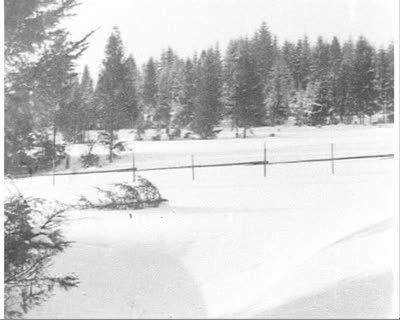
109 128 114 163
243 127 247 138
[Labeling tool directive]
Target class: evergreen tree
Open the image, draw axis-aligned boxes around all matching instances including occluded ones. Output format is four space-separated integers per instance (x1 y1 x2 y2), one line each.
4 0 93 173
353 36 377 124
58 65 94 142
291 84 318 126
174 58 196 128
123 55 139 128
265 56 293 125
337 40 356 123
80 66 95 130
224 39 265 137
95 27 130 162
328 37 342 121
191 48 223 138
375 44 394 122
252 22 275 86
155 48 178 130
142 57 158 124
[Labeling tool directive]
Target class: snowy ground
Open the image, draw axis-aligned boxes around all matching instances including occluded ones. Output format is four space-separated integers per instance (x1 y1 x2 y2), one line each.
6 124 398 318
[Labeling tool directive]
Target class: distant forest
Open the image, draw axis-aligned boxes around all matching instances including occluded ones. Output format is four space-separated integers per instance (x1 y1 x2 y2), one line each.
66 23 394 141
4 0 394 172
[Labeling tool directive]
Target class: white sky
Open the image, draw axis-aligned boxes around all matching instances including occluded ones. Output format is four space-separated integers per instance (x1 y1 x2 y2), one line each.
63 0 397 79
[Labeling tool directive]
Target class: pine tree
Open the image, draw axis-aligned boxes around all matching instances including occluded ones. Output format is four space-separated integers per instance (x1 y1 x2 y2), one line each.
353 36 377 124
58 65 95 142
375 44 394 123
142 57 158 125
337 40 356 123
155 48 176 130
4 0 93 173
265 56 293 125
123 55 139 128
96 27 130 162
328 37 342 122
175 58 196 128
80 66 95 131
191 48 223 138
252 22 275 86
224 39 265 137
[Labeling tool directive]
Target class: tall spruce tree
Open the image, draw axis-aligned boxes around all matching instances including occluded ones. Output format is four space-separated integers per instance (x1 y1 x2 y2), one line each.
375 45 394 122
175 58 196 128
353 36 377 124
142 57 158 125
191 48 223 138
4 0 93 172
337 40 356 123
265 56 293 125
224 39 265 137
96 27 130 162
123 55 139 128
80 66 95 131
252 22 275 86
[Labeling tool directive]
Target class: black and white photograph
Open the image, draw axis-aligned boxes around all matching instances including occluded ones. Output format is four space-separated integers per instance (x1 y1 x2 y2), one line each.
2 0 399 318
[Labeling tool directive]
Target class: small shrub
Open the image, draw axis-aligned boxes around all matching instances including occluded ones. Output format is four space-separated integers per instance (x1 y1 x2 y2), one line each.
79 153 100 168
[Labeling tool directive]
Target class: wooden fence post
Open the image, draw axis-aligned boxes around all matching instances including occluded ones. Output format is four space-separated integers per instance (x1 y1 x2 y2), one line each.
191 155 195 180
132 149 136 182
331 143 335 174
264 142 267 177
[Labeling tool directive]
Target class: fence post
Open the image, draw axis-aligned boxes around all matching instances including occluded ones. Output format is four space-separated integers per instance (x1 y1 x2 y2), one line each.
263 142 267 178
52 125 57 186
191 155 195 180
331 143 335 175
132 149 136 182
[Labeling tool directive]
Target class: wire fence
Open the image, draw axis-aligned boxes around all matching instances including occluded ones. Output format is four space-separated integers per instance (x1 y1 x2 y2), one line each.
12 142 394 183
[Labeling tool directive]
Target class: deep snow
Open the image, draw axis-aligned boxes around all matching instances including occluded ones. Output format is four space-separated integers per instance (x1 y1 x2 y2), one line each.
6 124 397 318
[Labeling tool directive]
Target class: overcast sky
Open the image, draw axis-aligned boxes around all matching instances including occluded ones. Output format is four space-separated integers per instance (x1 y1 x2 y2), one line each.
63 0 397 79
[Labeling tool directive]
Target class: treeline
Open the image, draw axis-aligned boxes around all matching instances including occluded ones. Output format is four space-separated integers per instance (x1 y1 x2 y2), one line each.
4 13 394 172
62 23 394 144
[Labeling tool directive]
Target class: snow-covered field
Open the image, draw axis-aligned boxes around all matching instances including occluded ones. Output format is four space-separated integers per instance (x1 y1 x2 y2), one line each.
6 124 398 318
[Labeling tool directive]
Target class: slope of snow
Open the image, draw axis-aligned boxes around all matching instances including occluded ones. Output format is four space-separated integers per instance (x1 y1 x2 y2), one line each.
7 125 395 319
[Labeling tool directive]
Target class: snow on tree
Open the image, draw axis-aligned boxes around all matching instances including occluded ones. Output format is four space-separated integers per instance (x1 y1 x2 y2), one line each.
223 38 265 137
191 48 223 138
353 36 377 124
95 27 134 162
265 55 293 125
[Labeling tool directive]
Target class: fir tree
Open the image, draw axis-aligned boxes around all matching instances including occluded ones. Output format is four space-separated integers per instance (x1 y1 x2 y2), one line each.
4 0 93 173
265 56 293 125
142 57 158 124
175 58 196 128
353 36 377 124
337 40 356 123
252 22 275 86
123 55 139 128
375 45 394 122
95 27 130 162
191 48 223 138
224 39 265 137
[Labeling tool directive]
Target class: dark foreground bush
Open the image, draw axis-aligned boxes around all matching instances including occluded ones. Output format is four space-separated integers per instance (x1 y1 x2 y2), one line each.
4 195 79 319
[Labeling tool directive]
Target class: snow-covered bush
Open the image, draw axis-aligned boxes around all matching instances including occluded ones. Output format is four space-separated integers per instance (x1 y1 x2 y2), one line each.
8 130 66 175
4 194 78 318
79 152 100 168
79 140 100 168
78 177 166 210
